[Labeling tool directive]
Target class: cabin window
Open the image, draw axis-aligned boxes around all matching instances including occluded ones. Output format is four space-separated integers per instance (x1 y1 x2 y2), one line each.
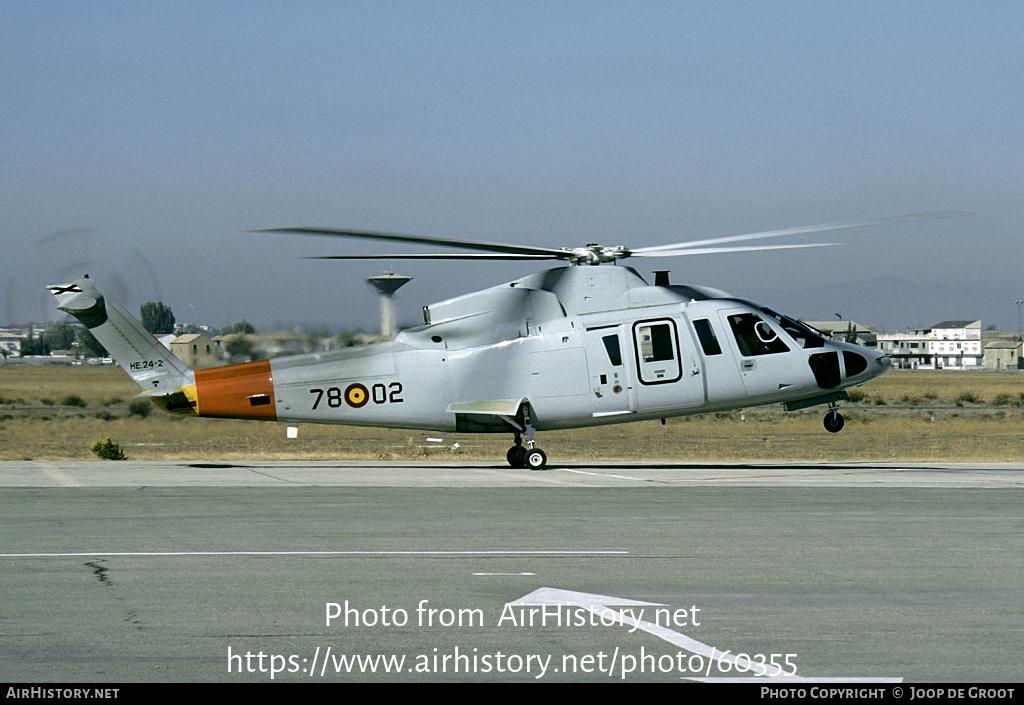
638 324 674 362
602 334 622 366
693 319 722 356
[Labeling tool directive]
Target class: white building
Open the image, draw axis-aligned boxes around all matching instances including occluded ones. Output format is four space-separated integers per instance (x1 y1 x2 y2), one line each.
878 320 982 370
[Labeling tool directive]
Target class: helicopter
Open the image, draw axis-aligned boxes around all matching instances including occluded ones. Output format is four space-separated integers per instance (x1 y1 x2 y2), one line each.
49 211 966 469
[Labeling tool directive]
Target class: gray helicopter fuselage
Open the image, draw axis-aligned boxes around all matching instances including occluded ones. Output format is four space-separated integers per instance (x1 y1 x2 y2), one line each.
52 213 948 467
265 265 889 432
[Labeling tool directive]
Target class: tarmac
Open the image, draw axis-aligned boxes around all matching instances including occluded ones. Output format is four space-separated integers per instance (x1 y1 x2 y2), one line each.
2 460 1023 682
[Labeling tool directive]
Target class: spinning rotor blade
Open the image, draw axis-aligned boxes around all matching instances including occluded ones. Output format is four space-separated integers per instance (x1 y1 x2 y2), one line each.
257 209 969 266
632 210 970 255
632 242 837 258
254 227 569 260
306 253 558 260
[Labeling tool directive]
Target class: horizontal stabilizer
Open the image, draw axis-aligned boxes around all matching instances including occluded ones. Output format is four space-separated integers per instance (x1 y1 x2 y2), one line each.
134 388 184 399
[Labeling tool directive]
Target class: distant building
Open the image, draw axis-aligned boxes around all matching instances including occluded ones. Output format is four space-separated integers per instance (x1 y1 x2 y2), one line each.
878 320 982 369
170 333 220 369
984 340 1023 371
802 321 877 348
174 322 220 337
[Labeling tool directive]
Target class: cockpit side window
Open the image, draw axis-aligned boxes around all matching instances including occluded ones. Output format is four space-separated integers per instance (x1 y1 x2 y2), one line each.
728 313 790 356
761 308 825 349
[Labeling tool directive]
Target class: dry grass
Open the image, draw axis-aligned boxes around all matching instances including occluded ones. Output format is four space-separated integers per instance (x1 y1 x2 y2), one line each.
2 365 1023 462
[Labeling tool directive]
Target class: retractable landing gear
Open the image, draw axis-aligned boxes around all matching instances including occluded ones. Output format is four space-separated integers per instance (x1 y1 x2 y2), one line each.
506 404 548 470
507 435 526 468
823 402 845 433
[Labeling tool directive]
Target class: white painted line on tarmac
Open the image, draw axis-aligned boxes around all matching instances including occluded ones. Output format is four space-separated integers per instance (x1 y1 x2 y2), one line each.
40 465 83 487
511 588 903 683
561 468 648 482
2 550 629 558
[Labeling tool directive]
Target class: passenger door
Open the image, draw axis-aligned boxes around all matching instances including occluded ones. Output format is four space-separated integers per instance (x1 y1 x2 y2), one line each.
631 317 703 412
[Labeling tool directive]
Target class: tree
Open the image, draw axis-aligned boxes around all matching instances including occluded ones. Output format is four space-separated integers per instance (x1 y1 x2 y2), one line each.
140 302 175 334
20 324 46 356
80 329 108 357
45 322 77 352
221 321 256 336
224 335 262 362
845 321 858 344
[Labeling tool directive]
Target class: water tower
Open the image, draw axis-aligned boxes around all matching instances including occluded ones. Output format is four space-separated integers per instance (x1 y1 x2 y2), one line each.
366 272 412 339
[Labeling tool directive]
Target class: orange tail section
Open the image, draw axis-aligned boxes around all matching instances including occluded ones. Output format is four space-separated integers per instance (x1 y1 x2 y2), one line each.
193 360 277 420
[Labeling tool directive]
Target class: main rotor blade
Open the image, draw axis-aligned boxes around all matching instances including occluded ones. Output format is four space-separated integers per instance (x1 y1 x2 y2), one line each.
253 227 569 259
632 210 971 255
306 253 559 260
632 242 838 257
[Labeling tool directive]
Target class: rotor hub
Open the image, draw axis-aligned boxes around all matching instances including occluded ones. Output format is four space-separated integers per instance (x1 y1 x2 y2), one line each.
561 245 629 265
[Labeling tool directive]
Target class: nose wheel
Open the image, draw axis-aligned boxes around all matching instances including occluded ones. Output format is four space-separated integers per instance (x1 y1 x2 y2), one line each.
824 407 845 433
524 448 547 470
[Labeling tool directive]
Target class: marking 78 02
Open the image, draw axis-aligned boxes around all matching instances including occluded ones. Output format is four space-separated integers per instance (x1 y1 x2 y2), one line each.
310 382 404 409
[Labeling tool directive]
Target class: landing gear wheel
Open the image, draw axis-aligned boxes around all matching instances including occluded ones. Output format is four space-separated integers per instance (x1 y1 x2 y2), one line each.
824 410 845 433
506 446 526 468
525 448 547 470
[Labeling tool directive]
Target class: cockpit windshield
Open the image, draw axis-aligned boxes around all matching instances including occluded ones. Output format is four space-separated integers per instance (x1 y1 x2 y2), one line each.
761 308 825 349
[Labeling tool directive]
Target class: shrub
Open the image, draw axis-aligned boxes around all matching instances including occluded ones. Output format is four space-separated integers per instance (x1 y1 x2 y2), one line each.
845 388 868 403
955 391 983 406
992 393 1014 407
91 437 127 460
61 394 88 408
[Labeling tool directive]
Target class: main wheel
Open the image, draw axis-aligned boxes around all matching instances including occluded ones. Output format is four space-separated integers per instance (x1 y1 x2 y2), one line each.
824 410 845 433
525 448 548 470
507 446 526 468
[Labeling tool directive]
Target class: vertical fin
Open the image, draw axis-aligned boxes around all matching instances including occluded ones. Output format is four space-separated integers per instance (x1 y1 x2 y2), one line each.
48 278 195 392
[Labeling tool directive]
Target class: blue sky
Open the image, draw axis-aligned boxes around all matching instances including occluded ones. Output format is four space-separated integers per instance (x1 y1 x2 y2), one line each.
3 1 1021 332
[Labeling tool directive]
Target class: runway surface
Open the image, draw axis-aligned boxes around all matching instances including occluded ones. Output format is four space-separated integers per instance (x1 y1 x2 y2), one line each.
2 460 1023 682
